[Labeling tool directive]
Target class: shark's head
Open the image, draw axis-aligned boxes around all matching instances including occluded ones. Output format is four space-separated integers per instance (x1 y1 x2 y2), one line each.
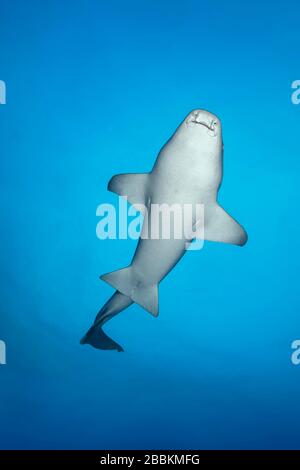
163 108 224 185
158 108 224 180
171 109 223 160
184 109 222 147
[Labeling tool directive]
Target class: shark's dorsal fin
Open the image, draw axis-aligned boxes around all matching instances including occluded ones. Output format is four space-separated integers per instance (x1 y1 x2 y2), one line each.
108 173 149 209
204 204 248 246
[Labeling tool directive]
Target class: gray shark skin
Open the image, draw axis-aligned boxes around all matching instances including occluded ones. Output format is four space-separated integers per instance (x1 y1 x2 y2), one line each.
81 109 247 351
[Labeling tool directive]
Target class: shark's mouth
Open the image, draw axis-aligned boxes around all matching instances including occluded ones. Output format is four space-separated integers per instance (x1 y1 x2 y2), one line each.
189 119 217 136
186 111 218 136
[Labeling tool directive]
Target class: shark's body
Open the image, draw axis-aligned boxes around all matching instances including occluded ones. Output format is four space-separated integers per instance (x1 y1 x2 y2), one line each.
81 109 247 351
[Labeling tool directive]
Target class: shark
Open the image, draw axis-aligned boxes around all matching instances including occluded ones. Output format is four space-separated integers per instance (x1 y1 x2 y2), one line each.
81 109 247 351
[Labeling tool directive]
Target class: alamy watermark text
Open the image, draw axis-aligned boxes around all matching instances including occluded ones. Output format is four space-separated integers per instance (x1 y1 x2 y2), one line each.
0 340 6 365
0 80 6 104
96 197 205 250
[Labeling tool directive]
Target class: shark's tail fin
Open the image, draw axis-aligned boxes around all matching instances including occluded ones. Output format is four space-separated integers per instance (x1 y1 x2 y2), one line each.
80 324 124 352
80 291 133 352
101 267 159 317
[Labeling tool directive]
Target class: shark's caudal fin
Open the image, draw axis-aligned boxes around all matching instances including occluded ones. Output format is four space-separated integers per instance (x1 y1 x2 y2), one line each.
80 291 133 352
80 324 124 352
101 267 159 317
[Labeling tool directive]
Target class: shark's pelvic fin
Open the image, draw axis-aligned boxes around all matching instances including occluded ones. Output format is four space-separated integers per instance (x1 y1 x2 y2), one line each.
204 204 248 246
101 267 159 317
108 173 149 210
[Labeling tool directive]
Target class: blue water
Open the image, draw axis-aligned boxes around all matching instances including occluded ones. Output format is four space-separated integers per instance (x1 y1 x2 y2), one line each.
0 0 300 450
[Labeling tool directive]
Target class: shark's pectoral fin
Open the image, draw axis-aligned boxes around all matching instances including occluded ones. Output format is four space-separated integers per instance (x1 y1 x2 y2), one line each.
108 173 149 212
204 204 248 246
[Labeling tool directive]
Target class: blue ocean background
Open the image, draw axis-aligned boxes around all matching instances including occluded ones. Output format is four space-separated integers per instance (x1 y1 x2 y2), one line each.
0 0 299 450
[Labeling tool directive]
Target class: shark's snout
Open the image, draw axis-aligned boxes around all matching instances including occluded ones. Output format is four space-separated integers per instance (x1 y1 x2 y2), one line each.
186 109 220 136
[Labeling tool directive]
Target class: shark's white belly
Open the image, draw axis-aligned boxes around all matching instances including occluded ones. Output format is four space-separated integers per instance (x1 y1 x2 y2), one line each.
131 169 207 285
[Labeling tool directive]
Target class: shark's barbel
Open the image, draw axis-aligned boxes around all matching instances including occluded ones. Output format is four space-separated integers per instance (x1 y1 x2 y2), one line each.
81 109 247 351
